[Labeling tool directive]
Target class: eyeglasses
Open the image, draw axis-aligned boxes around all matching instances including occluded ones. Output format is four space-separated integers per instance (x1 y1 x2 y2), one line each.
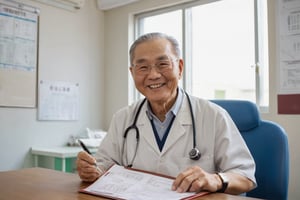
133 58 178 76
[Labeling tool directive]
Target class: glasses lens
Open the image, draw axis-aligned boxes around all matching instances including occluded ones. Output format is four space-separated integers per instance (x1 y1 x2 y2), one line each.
134 59 174 75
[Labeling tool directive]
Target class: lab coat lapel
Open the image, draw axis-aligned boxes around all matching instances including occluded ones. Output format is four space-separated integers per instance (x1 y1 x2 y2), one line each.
161 97 192 155
137 106 161 155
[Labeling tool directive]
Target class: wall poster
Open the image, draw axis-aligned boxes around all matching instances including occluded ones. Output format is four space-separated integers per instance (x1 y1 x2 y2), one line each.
0 0 39 107
38 80 79 121
277 0 300 114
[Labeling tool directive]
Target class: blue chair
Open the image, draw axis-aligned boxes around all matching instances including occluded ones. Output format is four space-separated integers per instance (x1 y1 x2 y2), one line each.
211 100 289 200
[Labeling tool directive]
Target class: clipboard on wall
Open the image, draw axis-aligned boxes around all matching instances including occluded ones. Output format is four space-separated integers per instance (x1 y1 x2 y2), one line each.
0 0 39 108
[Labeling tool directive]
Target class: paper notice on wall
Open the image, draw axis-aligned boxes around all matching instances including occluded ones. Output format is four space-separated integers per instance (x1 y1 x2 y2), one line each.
277 0 300 94
277 0 300 114
38 80 79 120
0 2 38 72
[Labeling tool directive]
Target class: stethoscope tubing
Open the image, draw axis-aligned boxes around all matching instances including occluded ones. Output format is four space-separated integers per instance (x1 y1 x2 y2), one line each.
122 98 146 167
122 91 200 167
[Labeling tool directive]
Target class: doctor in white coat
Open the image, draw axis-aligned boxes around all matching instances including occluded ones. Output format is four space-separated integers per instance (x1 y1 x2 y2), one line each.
77 32 256 195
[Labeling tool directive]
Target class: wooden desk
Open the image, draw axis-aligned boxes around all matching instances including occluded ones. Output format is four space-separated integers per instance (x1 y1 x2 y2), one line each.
0 168 262 200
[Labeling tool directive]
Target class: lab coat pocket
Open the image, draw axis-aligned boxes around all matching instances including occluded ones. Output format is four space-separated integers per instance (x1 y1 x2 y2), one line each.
175 154 215 173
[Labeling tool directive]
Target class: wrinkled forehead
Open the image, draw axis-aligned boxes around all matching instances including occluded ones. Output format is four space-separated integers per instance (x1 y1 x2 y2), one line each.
132 39 175 63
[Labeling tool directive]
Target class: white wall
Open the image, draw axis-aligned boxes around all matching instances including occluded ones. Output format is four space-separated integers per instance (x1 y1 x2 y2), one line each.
0 0 104 170
103 0 300 199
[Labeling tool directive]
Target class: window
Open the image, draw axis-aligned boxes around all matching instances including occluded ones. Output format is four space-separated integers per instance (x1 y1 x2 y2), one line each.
133 0 269 110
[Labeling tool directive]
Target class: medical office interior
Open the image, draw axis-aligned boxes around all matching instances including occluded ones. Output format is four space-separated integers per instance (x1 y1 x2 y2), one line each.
0 0 299 199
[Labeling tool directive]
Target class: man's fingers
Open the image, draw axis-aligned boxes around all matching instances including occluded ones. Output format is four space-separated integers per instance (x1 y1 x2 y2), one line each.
172 167 195 192
78 170 99 182
77 151 101 182
77 151 96 165
172 166 206 193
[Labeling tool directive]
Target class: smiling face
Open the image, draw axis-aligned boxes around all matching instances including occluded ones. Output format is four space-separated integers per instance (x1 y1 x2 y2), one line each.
130 38 183 108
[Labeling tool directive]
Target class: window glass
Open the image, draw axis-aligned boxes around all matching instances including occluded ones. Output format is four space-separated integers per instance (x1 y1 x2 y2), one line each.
190 0 255 101
141 10 182 48
135 0 269 109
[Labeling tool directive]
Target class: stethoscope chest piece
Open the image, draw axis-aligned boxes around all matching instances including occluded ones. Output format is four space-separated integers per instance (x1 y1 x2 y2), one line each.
189 147 201 160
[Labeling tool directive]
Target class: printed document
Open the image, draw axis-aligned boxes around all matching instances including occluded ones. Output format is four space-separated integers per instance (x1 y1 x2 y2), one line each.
80 164 208 200
277 0 300 94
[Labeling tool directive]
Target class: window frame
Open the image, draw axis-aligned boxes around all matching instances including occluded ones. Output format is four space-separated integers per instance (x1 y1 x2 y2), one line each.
131 0 269 112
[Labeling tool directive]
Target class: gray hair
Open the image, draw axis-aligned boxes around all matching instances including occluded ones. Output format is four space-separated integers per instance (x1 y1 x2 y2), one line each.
129 32 181 66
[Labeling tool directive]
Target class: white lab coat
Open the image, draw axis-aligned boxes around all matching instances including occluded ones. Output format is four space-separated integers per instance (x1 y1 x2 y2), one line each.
95 95 256 184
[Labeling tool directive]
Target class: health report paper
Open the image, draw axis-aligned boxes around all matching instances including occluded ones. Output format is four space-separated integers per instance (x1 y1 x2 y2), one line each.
80 164 208 200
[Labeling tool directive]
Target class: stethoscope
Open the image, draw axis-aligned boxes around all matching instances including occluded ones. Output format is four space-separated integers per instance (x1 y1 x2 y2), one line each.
122 91 201 167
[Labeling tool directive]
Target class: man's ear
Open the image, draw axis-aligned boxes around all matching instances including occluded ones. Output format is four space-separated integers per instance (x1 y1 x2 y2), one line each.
178 59 184 79
129 66 134 76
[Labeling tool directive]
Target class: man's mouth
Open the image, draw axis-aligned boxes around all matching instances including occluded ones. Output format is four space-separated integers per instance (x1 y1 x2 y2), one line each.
148 83 164 89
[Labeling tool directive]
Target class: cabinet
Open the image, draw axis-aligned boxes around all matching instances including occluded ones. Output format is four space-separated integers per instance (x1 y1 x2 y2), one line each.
31 146 98 173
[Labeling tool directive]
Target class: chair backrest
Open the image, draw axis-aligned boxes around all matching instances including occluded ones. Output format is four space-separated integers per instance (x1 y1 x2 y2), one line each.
211 100 289 200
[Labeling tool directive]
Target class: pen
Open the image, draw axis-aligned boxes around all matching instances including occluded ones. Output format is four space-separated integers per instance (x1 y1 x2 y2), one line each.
78 139 102 173
78 139 92 154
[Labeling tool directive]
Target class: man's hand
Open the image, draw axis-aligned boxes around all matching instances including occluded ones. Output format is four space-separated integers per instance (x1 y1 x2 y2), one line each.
172 166 222 193
76 151 102 182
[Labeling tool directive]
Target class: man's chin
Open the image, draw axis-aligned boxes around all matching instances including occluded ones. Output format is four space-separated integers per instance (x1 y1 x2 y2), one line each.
146 95 169 103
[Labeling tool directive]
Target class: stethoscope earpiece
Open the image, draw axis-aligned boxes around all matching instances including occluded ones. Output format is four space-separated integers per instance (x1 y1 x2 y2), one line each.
189 147 201 160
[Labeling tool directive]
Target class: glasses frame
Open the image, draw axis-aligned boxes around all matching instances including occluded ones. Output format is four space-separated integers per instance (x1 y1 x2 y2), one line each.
132 57 179 76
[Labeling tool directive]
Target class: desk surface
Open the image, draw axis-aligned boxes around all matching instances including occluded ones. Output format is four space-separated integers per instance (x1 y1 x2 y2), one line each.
0 168 262 200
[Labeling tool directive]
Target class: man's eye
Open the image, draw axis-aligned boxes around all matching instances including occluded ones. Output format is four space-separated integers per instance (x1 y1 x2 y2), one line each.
138 66 149 71
158 62 170 67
